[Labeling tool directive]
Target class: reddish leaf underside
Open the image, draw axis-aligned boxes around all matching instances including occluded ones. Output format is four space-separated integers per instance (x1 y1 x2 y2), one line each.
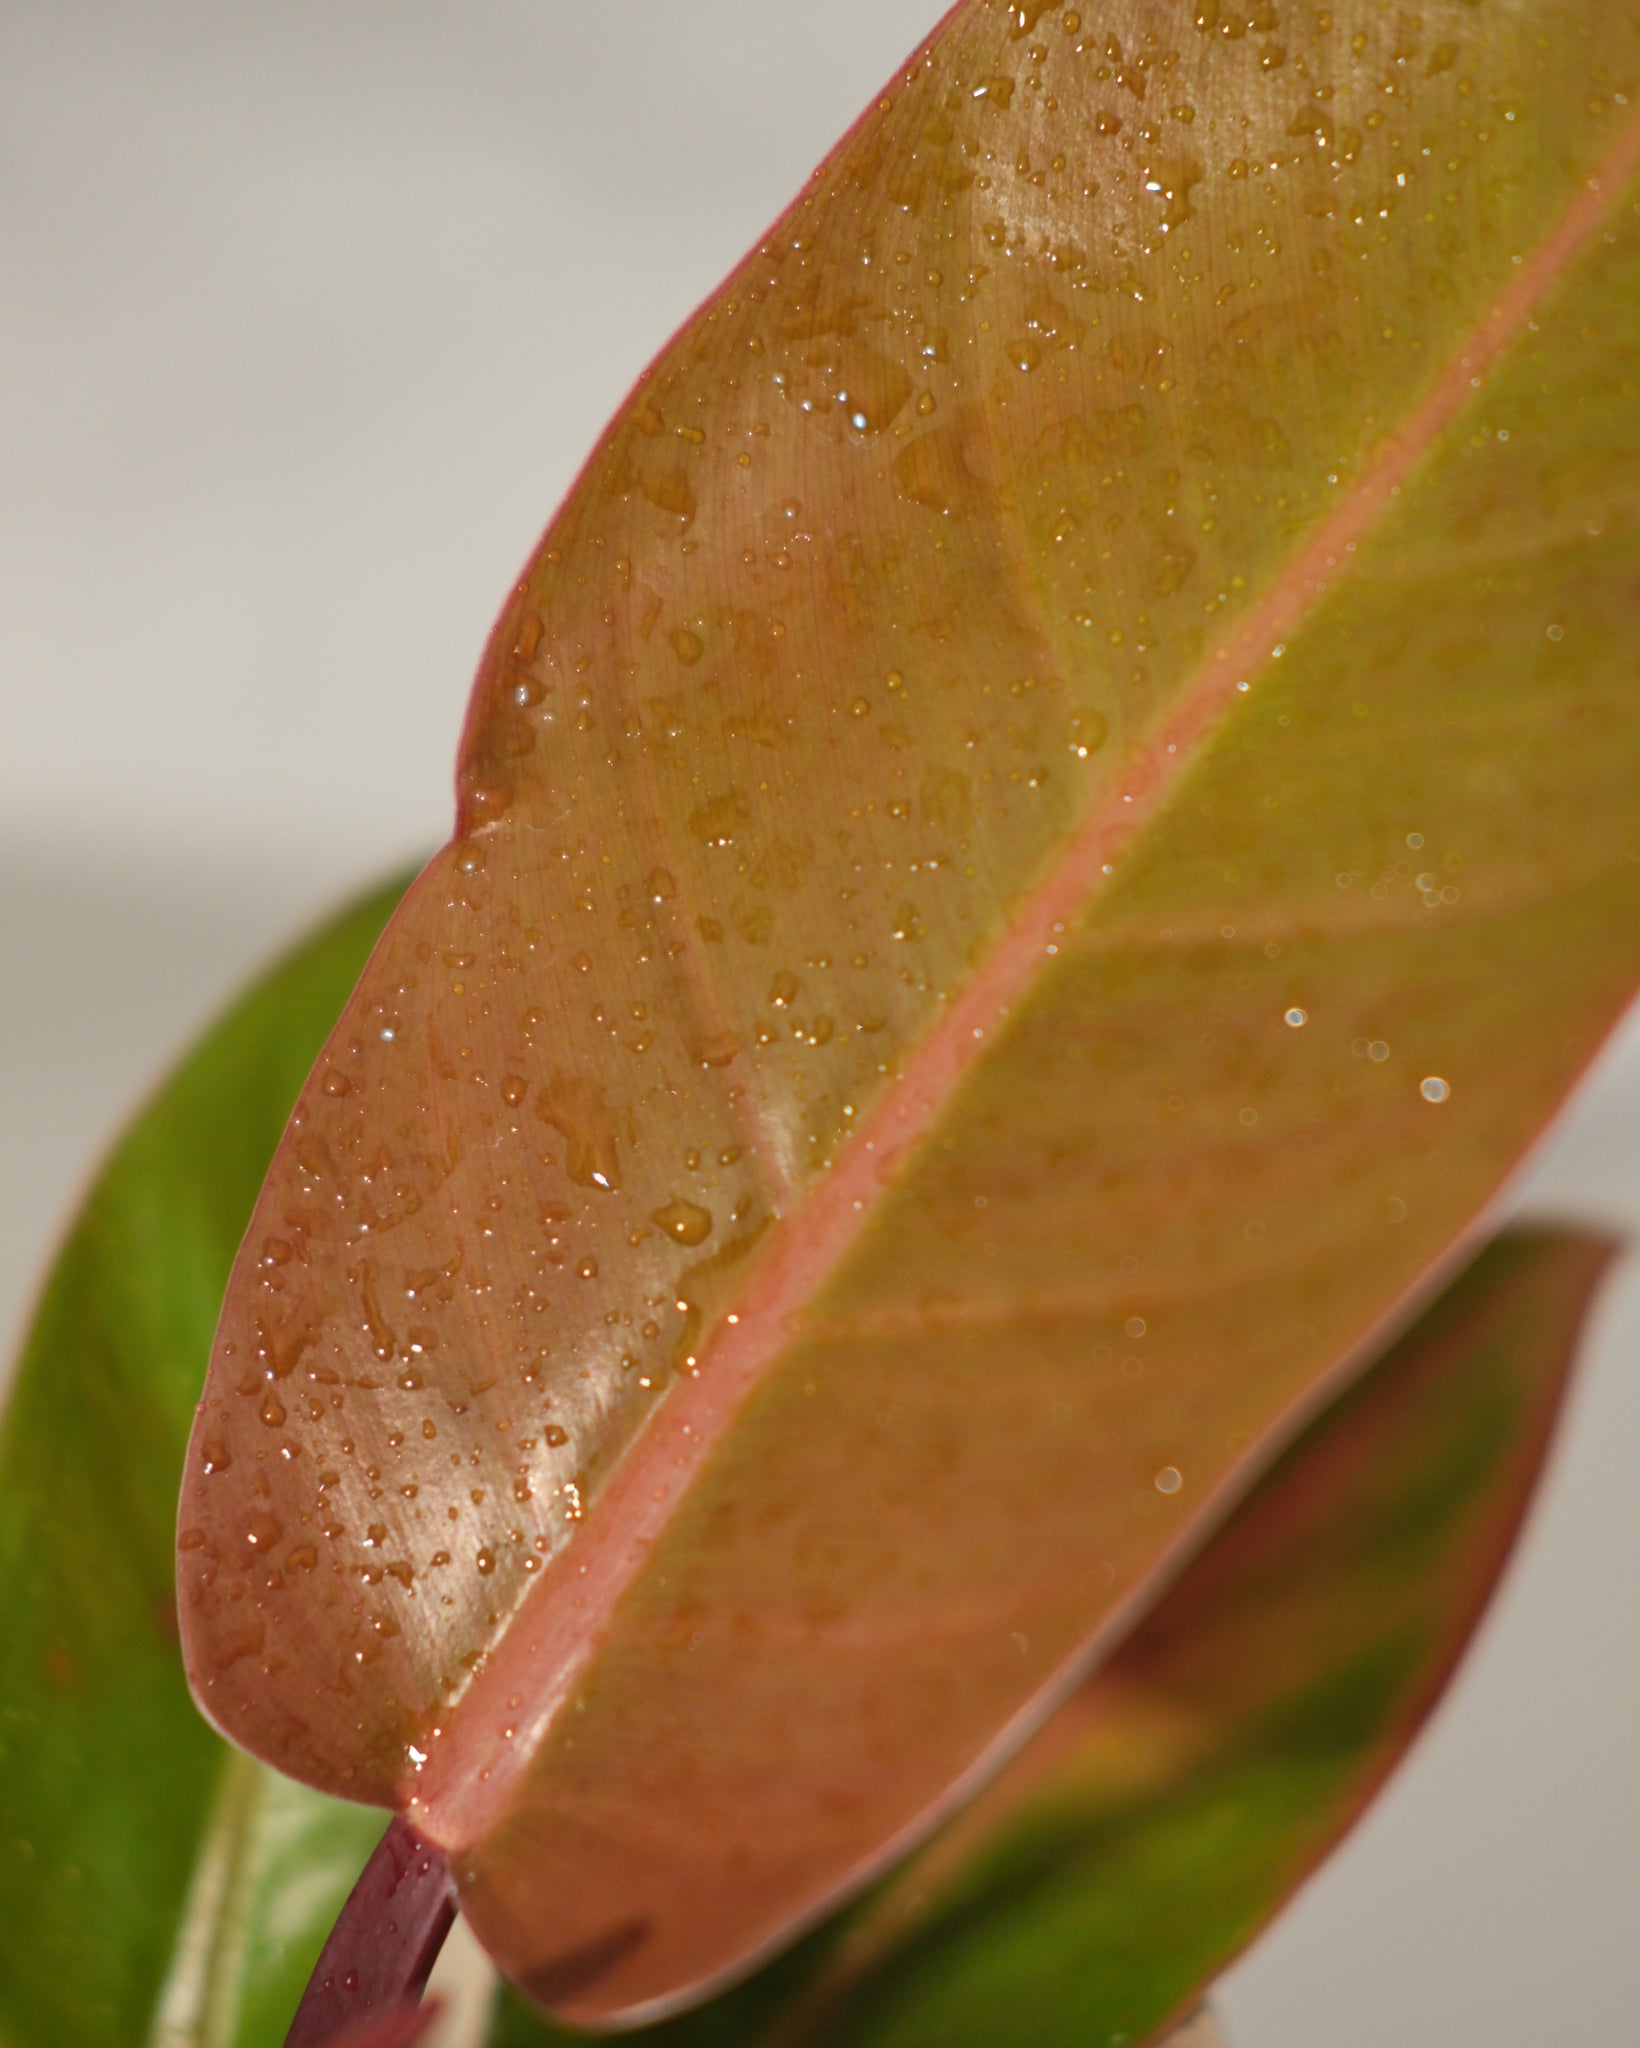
182 0 1640 2025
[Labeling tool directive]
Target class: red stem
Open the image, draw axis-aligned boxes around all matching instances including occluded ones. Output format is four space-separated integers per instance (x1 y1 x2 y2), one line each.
283 1817 456 2048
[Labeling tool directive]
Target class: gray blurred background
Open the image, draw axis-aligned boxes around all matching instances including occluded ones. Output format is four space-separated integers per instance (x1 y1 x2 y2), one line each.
2 5 1636 2042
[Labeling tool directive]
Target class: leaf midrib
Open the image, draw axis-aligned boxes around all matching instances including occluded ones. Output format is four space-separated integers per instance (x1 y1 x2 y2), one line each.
410 101 1640 1855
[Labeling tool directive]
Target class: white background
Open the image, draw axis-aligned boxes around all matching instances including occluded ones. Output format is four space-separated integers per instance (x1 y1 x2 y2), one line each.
3 5 1637 2041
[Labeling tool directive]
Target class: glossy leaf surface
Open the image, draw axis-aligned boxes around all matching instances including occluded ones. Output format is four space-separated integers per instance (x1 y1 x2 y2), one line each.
180 0 1640 2023
486 1226 1610 2048
0 880 405 2046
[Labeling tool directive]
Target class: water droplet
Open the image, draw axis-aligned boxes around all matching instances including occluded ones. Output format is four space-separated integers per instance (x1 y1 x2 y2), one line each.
652 1199 714 1247
1125 1317 1147 1339
1285 1007 1308 1028
259 1391 286 1429
688 787 751 847
669 627 703 665
1069 709 1109 758
769 970 800 1007
1420 1076 1451 1103
536 1073 622 1190
1154 1466 1183 1496
544 1423 569 1448
476 1547 496 1576
576 1256 600 1281
687 1023 741 1067
1368 1040 1391 1063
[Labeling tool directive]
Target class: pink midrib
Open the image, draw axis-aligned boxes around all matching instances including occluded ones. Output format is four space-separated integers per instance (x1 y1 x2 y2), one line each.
410 110 1640 1850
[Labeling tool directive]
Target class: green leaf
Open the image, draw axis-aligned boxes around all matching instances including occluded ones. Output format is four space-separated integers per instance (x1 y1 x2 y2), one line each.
179 0 1640 2023
0 877 409 2047
484 1226 1612 2047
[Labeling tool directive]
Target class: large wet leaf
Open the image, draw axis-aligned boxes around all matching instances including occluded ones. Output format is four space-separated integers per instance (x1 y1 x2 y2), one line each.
485 1226 1611 2048
179 0 1640 2025
0 880 405 2047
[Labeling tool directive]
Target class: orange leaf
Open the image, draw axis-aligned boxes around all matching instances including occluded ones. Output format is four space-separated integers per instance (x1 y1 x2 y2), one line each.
181 0 1640 2024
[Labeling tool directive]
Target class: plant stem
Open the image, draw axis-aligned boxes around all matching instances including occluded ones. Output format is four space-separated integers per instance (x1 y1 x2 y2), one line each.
282 1818 455 2048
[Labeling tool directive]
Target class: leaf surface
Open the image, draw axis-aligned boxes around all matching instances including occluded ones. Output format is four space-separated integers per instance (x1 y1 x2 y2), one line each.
0 880 406 2047
179 0 1640 2024
484 1226 1611 2048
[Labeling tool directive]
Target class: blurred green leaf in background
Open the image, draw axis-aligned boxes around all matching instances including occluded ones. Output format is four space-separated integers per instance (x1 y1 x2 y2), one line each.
0 879 407 2048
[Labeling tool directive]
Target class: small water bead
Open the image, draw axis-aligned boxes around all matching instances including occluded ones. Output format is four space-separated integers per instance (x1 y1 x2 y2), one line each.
651 1199 714 1247
1420 1076 1452 1104
1154 1466 1183 1496
1285 1007 1308 1029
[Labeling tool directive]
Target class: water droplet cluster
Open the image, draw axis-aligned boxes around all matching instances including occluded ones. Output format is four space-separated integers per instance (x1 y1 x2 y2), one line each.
180 0 1640 1891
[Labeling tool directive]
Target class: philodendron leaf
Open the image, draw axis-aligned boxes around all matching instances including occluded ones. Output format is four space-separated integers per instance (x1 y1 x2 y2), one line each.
180 0 1640 2025
484 1225 1612 2048
0 879 408 2047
